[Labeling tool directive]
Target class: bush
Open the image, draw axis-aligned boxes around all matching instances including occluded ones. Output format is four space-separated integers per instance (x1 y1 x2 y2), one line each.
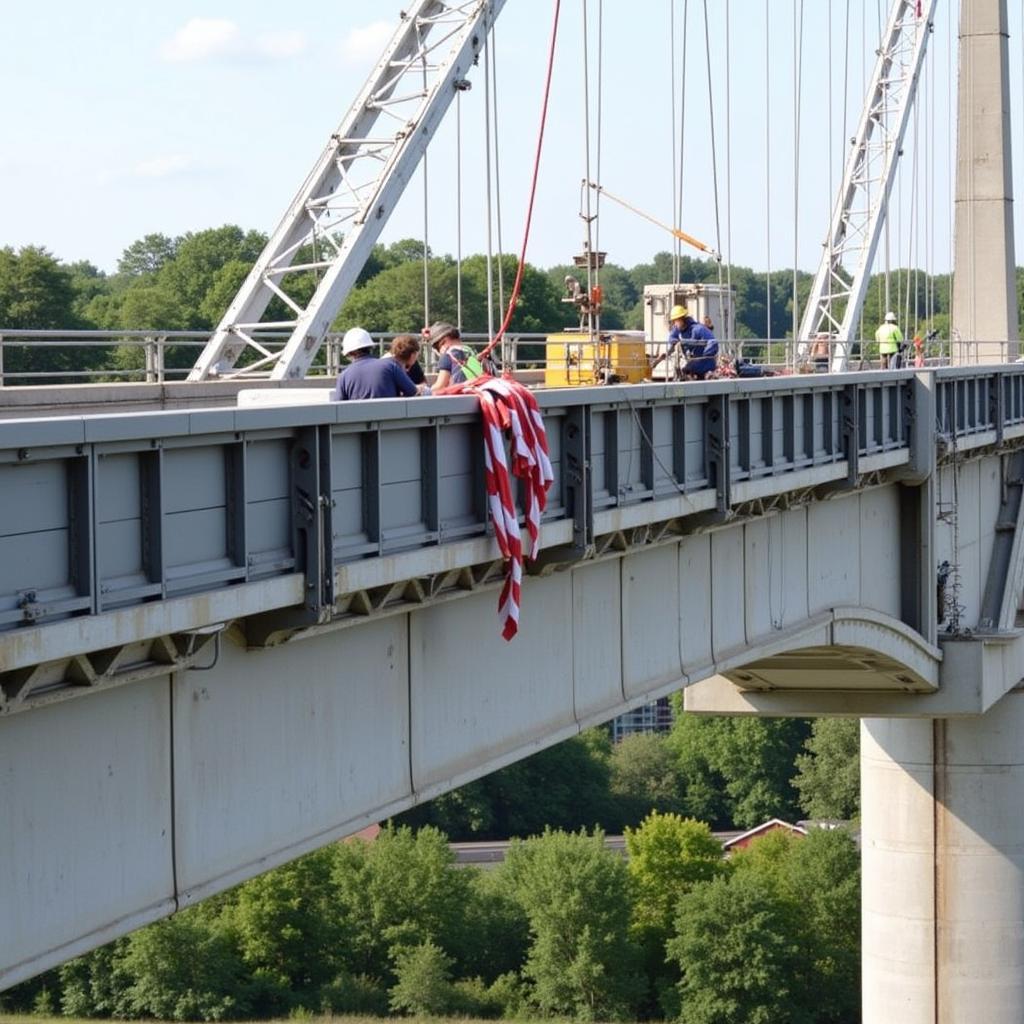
318 970 390 1017
388 940 455 1016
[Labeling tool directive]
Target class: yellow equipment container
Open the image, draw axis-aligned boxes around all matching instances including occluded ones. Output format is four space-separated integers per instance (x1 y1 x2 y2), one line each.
543 331 648 388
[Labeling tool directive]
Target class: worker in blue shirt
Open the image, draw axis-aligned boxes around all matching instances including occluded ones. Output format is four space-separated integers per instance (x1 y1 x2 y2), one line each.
332 327 418 401
650 305 719 380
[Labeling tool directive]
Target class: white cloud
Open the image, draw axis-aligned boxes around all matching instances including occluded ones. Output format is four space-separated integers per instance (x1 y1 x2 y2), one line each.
159 19 307 63
340 20 394 63
253 29 307 59
132 155 194 179
160 17 240 62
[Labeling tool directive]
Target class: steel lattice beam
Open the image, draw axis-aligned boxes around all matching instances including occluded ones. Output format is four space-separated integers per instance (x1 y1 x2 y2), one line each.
188 0 506 382
797 0 937 371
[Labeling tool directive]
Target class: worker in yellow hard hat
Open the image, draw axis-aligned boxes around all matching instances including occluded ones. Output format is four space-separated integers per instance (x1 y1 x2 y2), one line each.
650 305 717 380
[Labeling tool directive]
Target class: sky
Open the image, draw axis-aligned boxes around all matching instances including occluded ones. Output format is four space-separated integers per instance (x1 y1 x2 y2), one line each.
2 1 1021 279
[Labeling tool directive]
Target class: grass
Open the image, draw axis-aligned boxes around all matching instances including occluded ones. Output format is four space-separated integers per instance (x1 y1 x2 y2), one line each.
0 1017 513 1024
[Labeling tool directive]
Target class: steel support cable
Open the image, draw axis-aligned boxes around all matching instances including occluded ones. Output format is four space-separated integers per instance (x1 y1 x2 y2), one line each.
423 153 431 331
581 0 596 342
701 0 725 303
765 0 772 343
484 37 496 348
827 0 833 330
594 0 604 313
456 92 464 332
725 0 733 325
677 0 690 286
791 0 805 351
480 0 561 361
671 0 679 285
489 25 507 364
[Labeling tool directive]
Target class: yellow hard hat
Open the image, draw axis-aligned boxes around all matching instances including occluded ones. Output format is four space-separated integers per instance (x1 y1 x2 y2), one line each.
669 304 688 320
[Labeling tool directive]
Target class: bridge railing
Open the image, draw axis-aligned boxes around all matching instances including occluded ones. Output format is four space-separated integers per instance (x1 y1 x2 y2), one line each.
0 372 918 643
0 329 991 386
934 364 1024 446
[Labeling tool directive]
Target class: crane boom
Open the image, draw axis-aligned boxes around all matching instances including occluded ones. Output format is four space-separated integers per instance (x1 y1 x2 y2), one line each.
797 0 936 371
188 0 507 382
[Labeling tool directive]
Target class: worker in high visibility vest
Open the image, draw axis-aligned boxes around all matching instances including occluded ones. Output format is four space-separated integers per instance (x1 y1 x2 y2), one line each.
875 311 903 369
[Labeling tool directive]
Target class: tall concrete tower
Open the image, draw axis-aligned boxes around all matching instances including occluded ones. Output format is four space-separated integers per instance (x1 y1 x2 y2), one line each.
951 0 1019 359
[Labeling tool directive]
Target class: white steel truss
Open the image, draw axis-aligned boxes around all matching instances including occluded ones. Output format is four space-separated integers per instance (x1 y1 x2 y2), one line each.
797 0 936 371
189 0 506 382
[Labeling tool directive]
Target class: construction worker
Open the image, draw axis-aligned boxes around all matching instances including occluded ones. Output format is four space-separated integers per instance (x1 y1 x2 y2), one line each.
332 327 418 400
650 305 718 380
875 311 903 369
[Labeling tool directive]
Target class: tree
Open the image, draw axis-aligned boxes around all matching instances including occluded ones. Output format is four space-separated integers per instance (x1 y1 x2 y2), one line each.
398 729 619 840
330 825 473 981
666 710 810 828
792 718 860 820
0 245 76 328
230 847 340 999
117 909 250 1022
610 731 685 821
118 233 179 277
625 813 725 940
667 872 815 1024
503 828 643 1020
388 940 455 1016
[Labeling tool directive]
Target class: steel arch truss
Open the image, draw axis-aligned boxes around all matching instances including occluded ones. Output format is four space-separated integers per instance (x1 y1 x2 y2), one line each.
188 0 506 382
798 0 936 371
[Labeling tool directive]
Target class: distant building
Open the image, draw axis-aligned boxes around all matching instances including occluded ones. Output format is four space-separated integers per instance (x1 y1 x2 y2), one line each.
611 696 674 742
721 818 808 853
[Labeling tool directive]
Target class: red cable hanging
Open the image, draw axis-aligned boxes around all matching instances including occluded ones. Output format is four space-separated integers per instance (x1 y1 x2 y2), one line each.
479 0 561 363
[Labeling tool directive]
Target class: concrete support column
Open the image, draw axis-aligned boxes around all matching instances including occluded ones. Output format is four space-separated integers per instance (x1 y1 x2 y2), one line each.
951 0 1018 361
862 694 1024 1023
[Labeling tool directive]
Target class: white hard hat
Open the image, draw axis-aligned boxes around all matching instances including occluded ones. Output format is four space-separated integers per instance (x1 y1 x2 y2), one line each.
884 310 897 323
342 327 375 356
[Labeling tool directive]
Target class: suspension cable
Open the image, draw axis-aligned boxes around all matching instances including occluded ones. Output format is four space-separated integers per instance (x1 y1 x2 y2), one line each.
489 25 507 363
422 153 431 328
724 0 732 331
792 0 804 346
677 0 689 286
594 0 603 328
481 0 561 361
765 0 772 342
483 36 495 346
580 0 595 342
671 0 679 285
456 92 464 331
702 0 725 300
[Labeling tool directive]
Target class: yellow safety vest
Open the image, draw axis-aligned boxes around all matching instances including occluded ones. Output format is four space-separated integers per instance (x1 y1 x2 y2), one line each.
875 323 903 355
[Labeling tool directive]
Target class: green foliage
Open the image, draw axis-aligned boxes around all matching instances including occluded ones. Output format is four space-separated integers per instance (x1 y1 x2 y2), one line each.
387 939 455 1016
459 868 531 982
58 942 130 1018
118 232 179 276
610 732 685 819
317 970 390 1016
668 871 815 1024
330 824 472 981
793 717 861 820
117 908 250 1021
503 828 644 1020
666 712 810 828
625 813 726 940
230 847 340 998
399 729 618 839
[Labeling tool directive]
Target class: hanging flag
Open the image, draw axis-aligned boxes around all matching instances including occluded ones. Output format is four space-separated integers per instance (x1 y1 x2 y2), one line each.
441 375 553 639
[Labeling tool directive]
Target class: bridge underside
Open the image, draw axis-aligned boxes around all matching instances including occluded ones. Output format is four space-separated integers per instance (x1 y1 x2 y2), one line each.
1 482 943 989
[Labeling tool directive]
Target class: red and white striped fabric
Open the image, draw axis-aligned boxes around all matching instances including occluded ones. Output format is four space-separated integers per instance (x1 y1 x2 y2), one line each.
442 375 553 640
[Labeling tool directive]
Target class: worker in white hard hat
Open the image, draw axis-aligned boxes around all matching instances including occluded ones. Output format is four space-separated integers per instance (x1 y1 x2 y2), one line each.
332 327 419 401
875 310 904 370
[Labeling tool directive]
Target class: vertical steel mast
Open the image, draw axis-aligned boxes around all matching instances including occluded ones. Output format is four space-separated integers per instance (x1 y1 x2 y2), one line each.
189 0 507 382
797 0 936 370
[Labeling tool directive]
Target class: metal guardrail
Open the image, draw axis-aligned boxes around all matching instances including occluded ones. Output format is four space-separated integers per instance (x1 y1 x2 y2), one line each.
2 328 1011 386
0 372 914 637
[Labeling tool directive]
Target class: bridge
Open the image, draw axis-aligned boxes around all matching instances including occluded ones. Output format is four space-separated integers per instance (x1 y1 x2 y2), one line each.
4 0 1024 1021
2 364 1024 1023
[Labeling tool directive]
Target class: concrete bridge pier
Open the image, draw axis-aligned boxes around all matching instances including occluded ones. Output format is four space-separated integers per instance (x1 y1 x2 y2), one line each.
862 695 1024 1023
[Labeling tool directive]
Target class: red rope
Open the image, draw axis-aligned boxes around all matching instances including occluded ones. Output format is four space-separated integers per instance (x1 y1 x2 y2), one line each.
479 0 561 364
